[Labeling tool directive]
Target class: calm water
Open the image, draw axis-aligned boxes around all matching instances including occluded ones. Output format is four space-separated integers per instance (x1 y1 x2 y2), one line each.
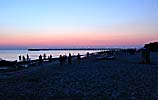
0 50 103 61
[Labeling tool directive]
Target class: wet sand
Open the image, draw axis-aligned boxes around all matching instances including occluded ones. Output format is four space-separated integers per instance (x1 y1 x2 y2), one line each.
0 52 158 100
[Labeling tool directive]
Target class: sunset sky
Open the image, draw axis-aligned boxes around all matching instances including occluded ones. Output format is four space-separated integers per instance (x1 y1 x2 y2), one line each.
0 0 157 49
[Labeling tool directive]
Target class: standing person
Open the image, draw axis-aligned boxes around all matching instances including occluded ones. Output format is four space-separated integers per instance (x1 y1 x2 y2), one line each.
59 55 63 65
19 55 21 61
39 55 43 65
49 54 52 62
63 55 67 63
87 52 89 58
77 53 81 64
145 48 151 64
68 53 72 64
22 56 26 62
141 48 146 64
27 54 30 61
43 53 46 60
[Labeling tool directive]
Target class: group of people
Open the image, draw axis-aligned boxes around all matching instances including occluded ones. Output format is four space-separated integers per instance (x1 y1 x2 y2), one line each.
39 53 53 65
19 54 30 62
59 53 81 65
38 53 82 66
19 52 89 66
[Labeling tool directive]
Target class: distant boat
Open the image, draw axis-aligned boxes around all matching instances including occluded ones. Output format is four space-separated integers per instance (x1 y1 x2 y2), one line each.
28 49 41 51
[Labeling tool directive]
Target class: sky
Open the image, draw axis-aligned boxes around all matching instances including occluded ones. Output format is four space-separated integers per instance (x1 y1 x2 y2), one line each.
0 0 157 49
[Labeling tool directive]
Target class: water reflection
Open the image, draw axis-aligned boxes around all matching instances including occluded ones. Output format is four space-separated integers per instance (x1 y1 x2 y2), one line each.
0 50 102 61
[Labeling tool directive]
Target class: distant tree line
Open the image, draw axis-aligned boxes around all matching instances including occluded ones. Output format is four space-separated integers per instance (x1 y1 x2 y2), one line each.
144 42 158 52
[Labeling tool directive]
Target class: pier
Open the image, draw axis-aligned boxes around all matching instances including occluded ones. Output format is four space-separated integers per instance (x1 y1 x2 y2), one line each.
28 48 119 51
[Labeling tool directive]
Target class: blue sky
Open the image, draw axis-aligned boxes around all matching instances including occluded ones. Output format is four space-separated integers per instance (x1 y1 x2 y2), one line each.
1 0 157 27
0 0 157 48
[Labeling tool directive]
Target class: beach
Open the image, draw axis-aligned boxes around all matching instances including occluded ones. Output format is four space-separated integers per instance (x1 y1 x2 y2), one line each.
0 51 158 100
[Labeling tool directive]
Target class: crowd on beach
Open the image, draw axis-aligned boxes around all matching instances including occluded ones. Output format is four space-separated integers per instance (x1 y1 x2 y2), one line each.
19 48 152 66
18 52 84 67
18 54 30 62
0 47 156 69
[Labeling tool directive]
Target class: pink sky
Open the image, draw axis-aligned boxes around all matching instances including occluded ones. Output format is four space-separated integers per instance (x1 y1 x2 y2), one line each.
0 29 157 48
0 18 157 48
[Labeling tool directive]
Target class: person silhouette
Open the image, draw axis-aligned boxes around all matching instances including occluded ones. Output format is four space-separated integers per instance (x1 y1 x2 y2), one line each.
145 47 151 64
39 55 43 65
141 48 146 64
22 56 26 62
87 52 89 58
68 53 72 64
43 53 46 60
27 54 30 61
19 55 21 61
77 53 81 64
59 55 63 65
49 54 52 62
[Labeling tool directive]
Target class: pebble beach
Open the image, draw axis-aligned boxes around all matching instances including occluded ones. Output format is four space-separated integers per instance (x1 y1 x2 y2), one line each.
0 52 158 100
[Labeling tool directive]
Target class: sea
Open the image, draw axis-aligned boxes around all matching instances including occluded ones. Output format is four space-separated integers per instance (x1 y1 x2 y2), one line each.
0 50 103 61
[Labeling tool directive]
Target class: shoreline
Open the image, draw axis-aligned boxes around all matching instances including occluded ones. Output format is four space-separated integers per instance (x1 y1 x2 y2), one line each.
0 50 158 73
1 50 158 74
0 52 94 73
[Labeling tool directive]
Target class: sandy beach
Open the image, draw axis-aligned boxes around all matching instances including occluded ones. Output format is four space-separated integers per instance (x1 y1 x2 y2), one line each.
0 52 158 100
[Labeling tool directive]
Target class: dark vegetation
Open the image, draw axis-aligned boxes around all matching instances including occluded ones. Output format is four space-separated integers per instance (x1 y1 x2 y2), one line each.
144 42 158 52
